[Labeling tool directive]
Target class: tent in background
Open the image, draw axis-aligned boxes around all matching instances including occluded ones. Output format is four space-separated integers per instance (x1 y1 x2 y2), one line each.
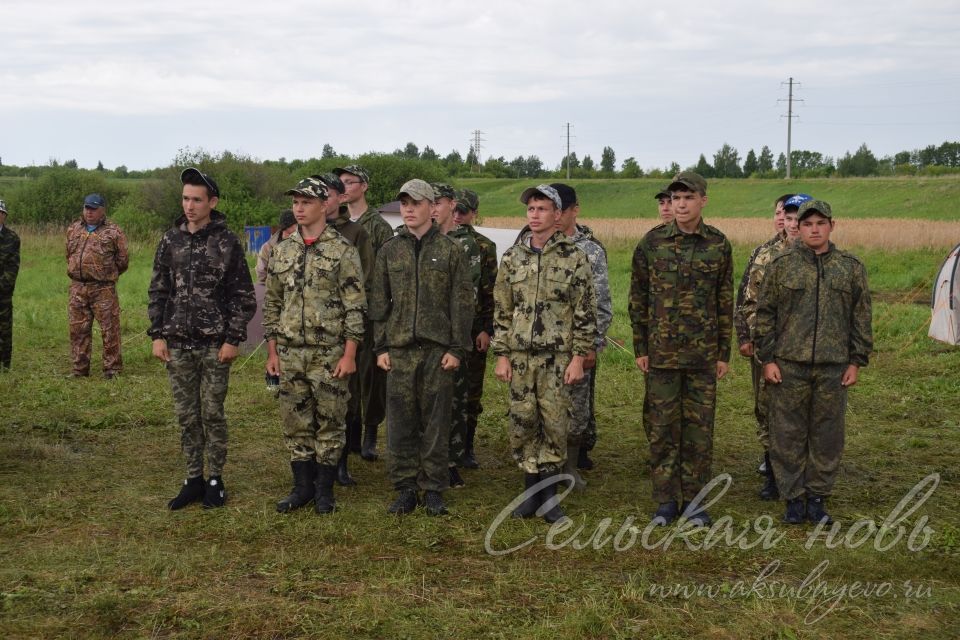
929 242 960 345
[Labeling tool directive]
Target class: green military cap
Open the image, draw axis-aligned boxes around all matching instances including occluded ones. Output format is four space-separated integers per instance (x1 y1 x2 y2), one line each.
278 209 296 228
654 188 671 200
798 199 833 221
285 176 329 199
396 179 435 203
456 189 480 212
668 171 707 195
333 165 370 183
431 183 457 201
315 172 345 194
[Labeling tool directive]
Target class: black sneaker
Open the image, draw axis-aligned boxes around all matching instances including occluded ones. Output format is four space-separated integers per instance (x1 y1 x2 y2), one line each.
783 498 805 524
202 476 226 509
423 490 449 516
449 466 465 488
387 489 418 515
806 495 834 525
168 476 205 510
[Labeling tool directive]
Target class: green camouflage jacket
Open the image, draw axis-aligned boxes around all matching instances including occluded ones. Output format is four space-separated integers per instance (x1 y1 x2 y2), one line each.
734 233 789 346
572 224 613 350
0 225 20 297
263 226 366 348
447 223 482 293
491 229 597 357
331 206 374 282
355 205 395 256
369 225 474 360
629 219 734 368
755 242 873 367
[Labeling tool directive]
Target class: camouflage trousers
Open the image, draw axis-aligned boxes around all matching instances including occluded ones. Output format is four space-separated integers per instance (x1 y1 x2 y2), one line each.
385 345 454 492
449 358 469 465
568 365 597 447
768 360 847 500
278 344 348 466
751 356 771 450
68 281 122 376
582 360 599 451
358 322 387 427
166 346 232 478
0 295 11 369
643 367 717 503
508 352 571 474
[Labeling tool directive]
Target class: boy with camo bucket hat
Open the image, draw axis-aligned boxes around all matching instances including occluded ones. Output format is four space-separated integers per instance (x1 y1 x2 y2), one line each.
263 177 367 515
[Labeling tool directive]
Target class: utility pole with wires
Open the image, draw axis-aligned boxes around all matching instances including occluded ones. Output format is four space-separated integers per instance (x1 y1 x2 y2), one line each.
779 77 802 179
565 122 573 179
470 129 485 173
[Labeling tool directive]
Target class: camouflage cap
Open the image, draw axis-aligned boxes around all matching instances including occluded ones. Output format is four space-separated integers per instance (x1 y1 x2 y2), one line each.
278 209 296 229
783 193 813 211
654 188 672 200
285 176 329 199
333 164 370 184
180 167 220 198
797 199 833 221
0 200 7 214
668 171 707 195
396 178 435 203
455 189 480 212
431 182 457 201
519 184 562 210
315 173 345 194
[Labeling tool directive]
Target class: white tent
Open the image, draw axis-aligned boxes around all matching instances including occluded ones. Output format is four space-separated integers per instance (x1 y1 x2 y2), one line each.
929 242 960 345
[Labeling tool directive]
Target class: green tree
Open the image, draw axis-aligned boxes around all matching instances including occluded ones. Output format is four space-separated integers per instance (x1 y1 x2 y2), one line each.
758 146 774 173
837 143 879 177
694 154 714 178
560 152 580 172
600 146 616 173
402 142 419 159
321 144 336 159
743 149 758 176
96 161 105 172
712 143 742 178
466 146 479 171
64 159 78 169
775 152 786 176
421 145 439 162
581 155 596 173
443 150 463 167
525 155 544 178
620 157 642 178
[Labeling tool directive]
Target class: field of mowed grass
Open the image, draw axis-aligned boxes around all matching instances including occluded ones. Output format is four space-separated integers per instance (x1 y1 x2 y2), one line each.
464 176 960 220
1 229 959 639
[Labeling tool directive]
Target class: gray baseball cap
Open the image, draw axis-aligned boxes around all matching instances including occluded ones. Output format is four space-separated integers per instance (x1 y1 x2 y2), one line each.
519 184 562 210
396 179 436 203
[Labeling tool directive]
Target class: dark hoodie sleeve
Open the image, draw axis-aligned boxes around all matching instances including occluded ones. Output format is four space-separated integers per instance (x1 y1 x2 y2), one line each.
223 234 257 345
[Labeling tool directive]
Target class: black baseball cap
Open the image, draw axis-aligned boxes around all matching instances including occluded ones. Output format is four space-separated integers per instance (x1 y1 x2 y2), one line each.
549 183 578 211
180 167 220 198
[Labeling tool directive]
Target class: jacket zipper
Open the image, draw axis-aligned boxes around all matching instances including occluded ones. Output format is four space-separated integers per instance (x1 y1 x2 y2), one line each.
811 255 822 363
78 233 90 281
301 242 309 343
186 232 196 336
532 250 541 347
413 236 421 342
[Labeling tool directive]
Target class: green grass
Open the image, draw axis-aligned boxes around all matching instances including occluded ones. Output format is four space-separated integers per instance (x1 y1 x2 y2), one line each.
1 231 958 638
462 176 960 220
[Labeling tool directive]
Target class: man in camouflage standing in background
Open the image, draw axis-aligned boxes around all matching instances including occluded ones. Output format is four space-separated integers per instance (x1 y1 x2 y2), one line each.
65 193 129 378
0 200 19 371
452 188 497 470
334 165 394 462
629 171 733 527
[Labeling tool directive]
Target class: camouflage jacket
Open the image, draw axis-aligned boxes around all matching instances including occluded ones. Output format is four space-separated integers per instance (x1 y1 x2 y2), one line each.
355 205 395 255
461 224 497 337
262 226 366 348
255 230 283 284
755 242 873 367
447 224 482 293
369 225 474 360
629 219 734 368
331 206 375 282
0 225 20 297
147 211 256 347
734 233 789 346
491 229 597 357
572 224 613 350
65 219 129 284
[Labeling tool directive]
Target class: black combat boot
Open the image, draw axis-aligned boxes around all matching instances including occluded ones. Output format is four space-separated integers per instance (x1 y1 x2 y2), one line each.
360 423 379 461
651 501 679 526
423 490 449 516
449 465 465 488
336 445 356 486
562 446 587 491
576 447 594 470
783 497 805 524
461 423 480 469
681 500 712 527
314 464 337 514
758 451 779 501
168 475 205 510
202 476 226 509
537 470 569 524
276 460 316 513
346 414 362 455
806 495 833 525
387 489 418 515
511 473 541 519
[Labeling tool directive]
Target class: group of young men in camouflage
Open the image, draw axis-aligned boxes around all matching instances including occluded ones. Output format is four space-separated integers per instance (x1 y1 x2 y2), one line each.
0 165 872 527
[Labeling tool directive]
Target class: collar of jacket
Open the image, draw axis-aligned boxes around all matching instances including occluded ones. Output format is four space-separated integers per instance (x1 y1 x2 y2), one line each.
335 205 351 224
664 219 708 238
515 226 570 254
396 222 440 243
174 209 227 233
290 224 338 246
796 241 837 263
76 218 109 231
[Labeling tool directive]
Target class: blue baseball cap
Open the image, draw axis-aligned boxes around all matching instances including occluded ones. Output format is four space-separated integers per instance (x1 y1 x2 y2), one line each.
783 193 812 211
84 193 106 209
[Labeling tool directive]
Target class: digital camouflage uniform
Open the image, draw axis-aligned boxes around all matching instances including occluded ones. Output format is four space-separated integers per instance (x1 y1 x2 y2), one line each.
567 224 612 449
629 219 733 504
369 224 473 492
734 231 789 449
0 216 19 370
65 218 129 375
263 226 366 465
755 241 872 500
446 223 483 465
354 204 395 431
148 210 256 479
492 229 597 474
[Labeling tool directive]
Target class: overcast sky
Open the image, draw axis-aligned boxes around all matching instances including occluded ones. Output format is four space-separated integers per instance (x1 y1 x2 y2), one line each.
2 0 958 170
